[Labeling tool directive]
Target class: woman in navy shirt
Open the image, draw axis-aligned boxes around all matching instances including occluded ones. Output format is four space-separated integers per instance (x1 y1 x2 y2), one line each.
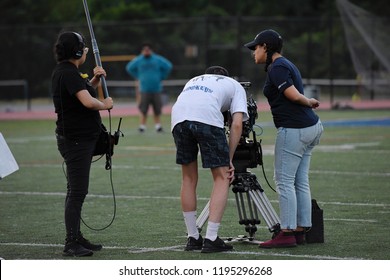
245 29 323 248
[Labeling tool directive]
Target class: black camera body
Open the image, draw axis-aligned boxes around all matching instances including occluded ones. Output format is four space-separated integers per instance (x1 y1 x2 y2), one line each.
226 82 263 173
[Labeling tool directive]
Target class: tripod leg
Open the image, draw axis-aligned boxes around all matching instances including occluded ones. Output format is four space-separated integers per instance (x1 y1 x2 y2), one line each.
251 195 260 223
246 191 259 225
238 192 249 223
244 192 260 238
234 193 244 224
257 190 280 224
233 185 261 238
196 200 210 232
249 189 280 232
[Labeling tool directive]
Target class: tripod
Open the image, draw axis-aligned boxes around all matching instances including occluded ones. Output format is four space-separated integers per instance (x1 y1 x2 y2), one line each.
196 139 281 242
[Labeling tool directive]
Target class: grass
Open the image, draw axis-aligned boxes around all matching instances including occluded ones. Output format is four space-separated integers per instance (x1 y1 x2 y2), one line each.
0 109 389 260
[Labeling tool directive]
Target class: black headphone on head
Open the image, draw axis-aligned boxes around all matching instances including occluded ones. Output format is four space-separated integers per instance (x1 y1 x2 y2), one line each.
72 32 85 59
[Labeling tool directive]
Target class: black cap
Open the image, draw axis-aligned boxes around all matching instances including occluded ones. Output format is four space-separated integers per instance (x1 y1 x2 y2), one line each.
244 29 283 52
205 66 229 76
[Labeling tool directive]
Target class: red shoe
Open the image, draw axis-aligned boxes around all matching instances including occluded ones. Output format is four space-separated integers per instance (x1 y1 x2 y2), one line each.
259 231 297 248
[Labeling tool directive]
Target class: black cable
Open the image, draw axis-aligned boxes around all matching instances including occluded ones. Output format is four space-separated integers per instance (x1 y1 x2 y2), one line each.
61 110 117 231
261 161 276 193
80 165 117 231
81 110 117 231
254 124 277 193
62 157 117 231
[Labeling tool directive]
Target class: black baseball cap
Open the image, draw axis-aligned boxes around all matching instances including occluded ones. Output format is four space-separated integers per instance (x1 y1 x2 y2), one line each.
244 29 283 52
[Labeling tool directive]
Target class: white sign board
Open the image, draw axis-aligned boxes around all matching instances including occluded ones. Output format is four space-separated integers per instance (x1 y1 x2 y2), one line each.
0 132 19 179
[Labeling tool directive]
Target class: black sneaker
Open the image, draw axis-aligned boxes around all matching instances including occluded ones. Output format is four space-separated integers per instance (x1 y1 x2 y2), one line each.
185 235 203 251
77 235 103 251
156 127 164 133
63 241 93 257
201 237 233 253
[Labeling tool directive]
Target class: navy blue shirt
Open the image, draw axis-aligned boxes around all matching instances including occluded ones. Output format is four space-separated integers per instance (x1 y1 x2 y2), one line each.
263 57 319 128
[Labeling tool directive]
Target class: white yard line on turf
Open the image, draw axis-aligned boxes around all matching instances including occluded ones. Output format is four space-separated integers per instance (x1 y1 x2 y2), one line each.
0 242 365 260
16 162 390 177
0 191 389 209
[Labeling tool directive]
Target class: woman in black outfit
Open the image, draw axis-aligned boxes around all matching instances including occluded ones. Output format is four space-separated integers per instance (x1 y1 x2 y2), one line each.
51 31 113 257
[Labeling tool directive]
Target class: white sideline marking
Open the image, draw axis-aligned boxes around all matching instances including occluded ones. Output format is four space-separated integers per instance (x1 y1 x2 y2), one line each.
309 169 390 177
17 163 390 177
0 242 364 260
0 191 384 224
0 191 389 208
325 218 377 223
0 191 184 201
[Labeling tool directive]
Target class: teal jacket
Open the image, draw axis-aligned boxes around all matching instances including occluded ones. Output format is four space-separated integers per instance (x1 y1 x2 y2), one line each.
126 53 172 93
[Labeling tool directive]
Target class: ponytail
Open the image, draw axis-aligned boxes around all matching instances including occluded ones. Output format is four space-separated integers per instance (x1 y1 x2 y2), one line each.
264 49 275 72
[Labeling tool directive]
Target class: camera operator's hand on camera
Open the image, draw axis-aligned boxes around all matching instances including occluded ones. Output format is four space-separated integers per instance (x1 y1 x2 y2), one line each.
227 161 235 183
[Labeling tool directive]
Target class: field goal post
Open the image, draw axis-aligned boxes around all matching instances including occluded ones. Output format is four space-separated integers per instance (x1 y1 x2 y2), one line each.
97 55 136 99
0 79 30 111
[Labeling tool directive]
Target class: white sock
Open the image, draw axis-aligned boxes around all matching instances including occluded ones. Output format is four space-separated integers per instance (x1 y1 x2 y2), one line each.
155 123 162 130
205 221 220 241
183 211 199 239
139 124 146 130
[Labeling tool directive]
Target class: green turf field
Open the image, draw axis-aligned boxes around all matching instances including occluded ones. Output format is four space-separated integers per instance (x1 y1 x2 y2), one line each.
0 109 389 260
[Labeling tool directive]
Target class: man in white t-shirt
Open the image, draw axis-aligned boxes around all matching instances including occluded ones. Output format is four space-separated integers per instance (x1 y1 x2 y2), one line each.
171 66 249 253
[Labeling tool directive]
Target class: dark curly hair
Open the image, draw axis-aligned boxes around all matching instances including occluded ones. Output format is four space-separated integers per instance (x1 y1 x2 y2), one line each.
205 66 229 76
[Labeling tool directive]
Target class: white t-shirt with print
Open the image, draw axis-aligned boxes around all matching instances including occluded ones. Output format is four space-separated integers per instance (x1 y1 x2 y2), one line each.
171 74 249 130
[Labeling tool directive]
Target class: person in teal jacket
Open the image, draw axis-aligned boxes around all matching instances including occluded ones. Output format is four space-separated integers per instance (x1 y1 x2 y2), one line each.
126 43 172 133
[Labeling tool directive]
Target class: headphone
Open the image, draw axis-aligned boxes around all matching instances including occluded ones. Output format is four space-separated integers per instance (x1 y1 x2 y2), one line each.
72 32 85 59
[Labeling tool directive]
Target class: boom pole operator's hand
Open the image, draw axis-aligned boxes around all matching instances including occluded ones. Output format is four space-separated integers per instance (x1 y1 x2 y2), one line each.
91 66 113 110
102 97 113 110
90 66 106 88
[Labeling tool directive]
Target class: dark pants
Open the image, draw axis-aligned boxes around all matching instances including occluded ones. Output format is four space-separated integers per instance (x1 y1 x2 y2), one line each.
57 135 97 240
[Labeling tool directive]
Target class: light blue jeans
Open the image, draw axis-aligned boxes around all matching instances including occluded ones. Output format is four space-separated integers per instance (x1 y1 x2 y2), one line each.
274 120 323 230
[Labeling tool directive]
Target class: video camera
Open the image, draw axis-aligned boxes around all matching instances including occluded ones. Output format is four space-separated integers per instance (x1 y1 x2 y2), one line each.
225 81 263 173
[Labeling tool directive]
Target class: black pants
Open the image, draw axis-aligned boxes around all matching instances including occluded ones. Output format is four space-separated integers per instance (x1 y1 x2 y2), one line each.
57 135 97 240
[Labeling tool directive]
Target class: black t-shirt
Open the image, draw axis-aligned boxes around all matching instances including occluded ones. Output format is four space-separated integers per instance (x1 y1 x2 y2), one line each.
51 61 101 140
263 57 319 128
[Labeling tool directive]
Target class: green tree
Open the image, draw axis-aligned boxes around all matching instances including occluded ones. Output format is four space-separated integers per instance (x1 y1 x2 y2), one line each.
1 0 388 24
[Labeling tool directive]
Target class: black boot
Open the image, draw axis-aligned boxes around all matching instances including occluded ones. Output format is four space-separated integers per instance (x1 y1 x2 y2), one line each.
77 232 103 251
63 238 93 257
